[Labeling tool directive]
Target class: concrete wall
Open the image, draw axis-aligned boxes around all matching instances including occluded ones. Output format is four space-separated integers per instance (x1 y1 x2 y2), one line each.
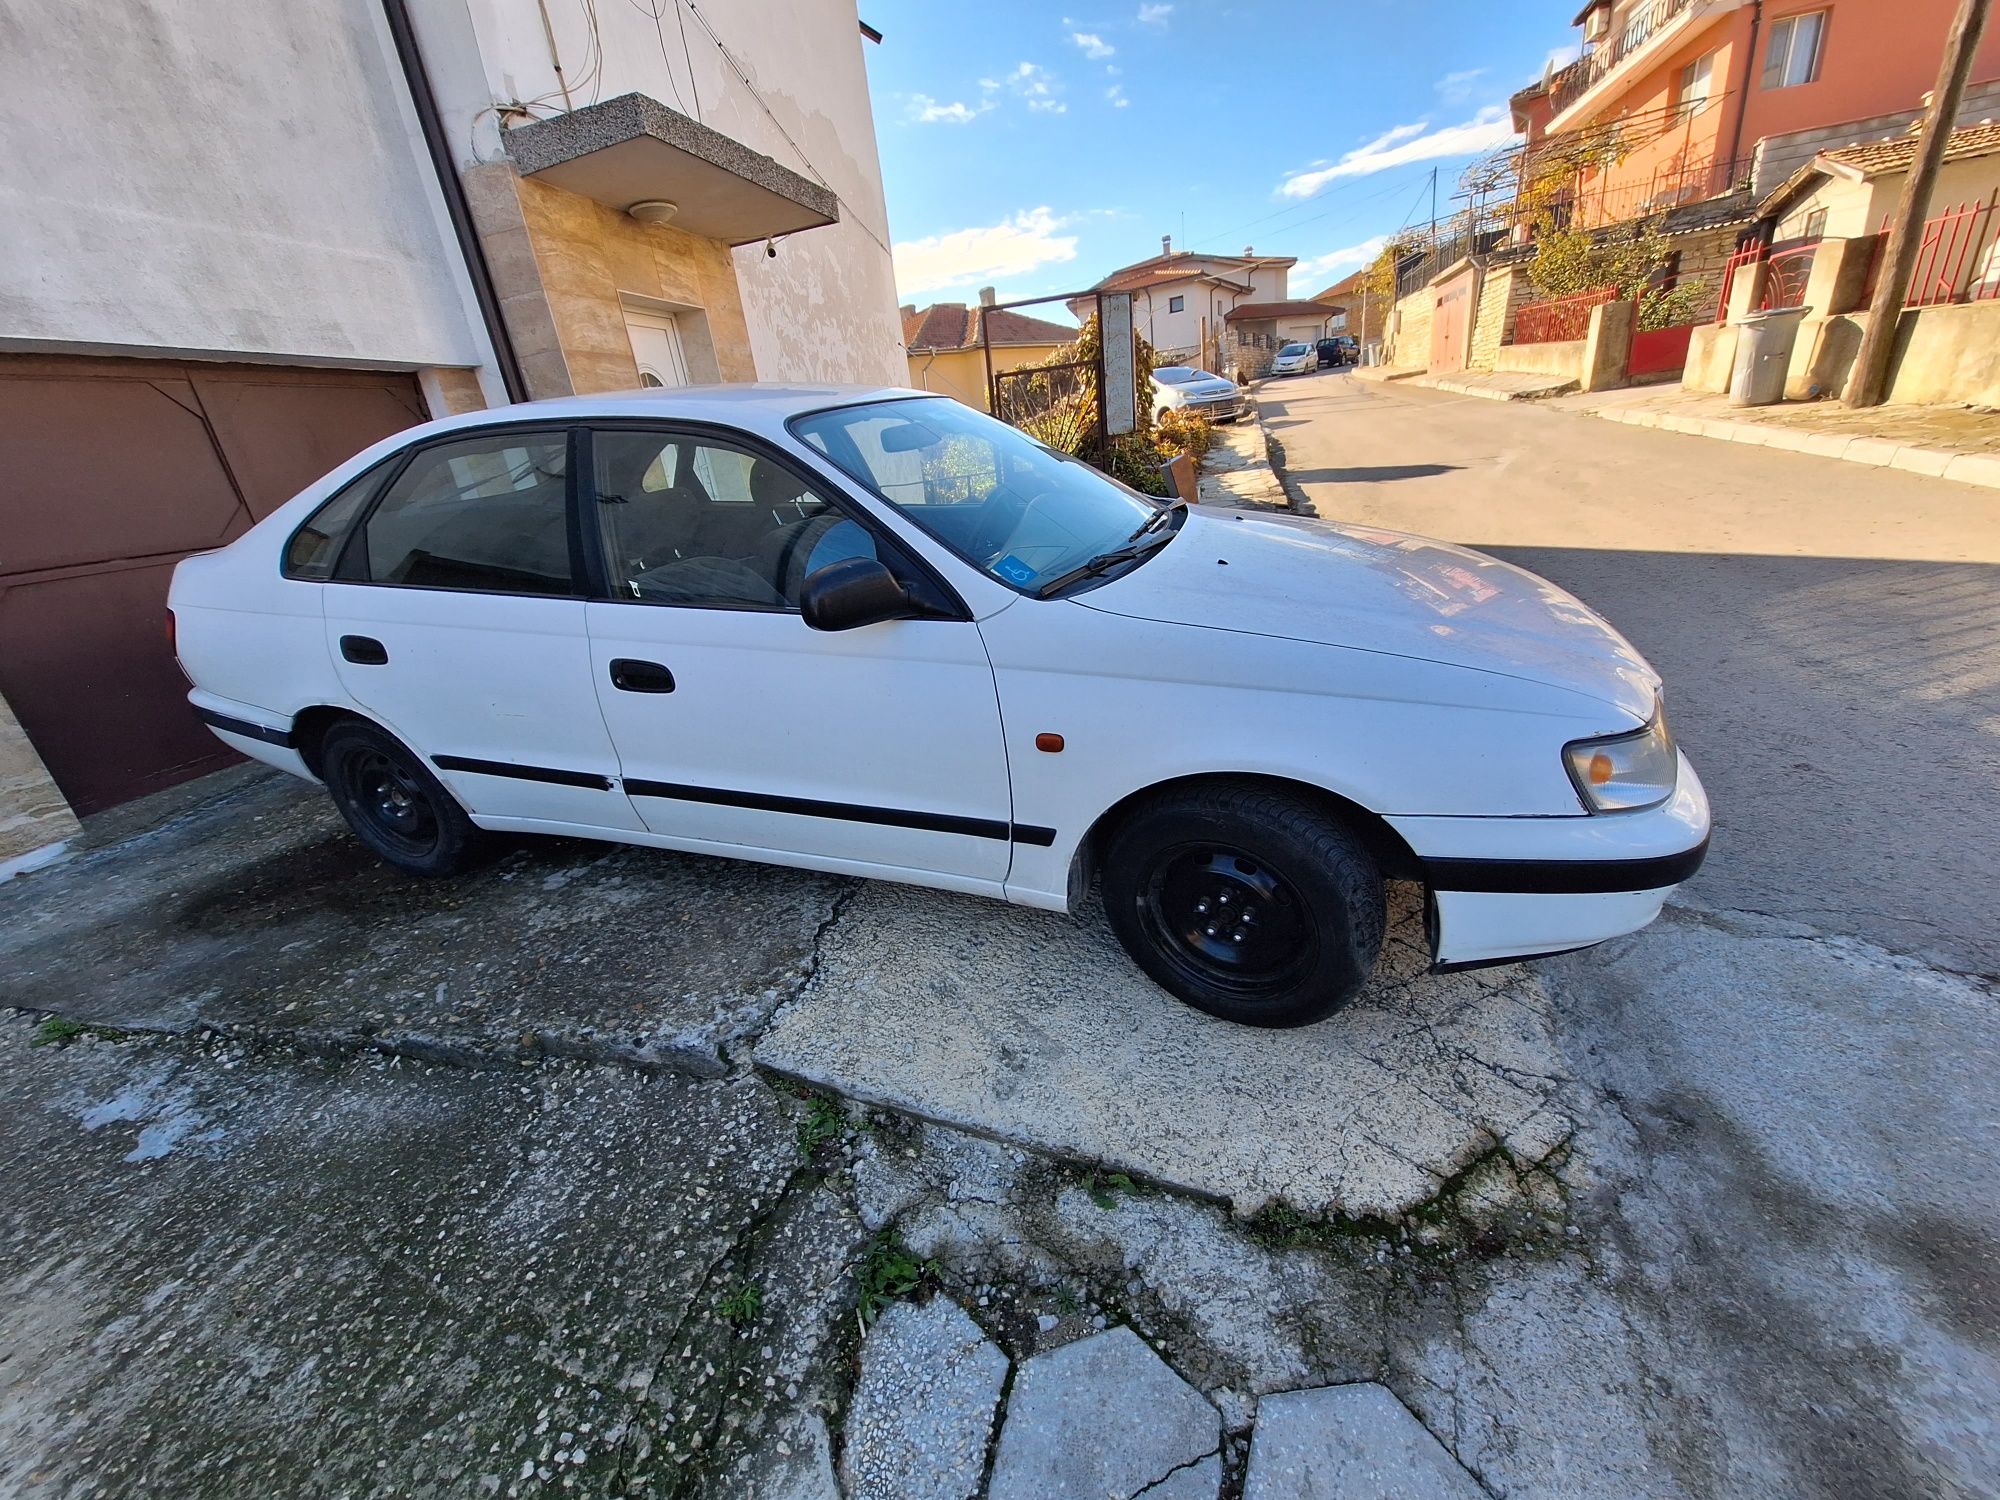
1790 299 2000 407
1385 287 1434 369
0 0 491 382
1495 337 1588 383
453 0 905 384
0 698 79 873
1684 323 1738 393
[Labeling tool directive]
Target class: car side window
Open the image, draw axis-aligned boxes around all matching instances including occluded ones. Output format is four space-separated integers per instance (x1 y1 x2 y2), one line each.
356 433 575 596
283 459 392 580
591 430 879 609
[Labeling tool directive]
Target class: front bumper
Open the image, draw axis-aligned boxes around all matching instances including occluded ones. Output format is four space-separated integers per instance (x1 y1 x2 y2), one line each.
1183 396 1242 420
1389 752 1711 966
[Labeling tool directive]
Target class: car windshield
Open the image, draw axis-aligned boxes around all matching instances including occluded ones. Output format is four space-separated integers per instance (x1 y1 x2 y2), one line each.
1280 343 1310 356
1152 366 1199 384
792 397 1181 597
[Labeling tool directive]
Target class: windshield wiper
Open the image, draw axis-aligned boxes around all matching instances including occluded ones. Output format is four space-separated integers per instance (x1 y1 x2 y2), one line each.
1130 497 1186 540
1034 506 1183 599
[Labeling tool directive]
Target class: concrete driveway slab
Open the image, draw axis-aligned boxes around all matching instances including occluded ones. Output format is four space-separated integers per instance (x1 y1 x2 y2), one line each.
1243 1383 1485 1500
0 771 847 1074
988 1325 1221 1500
0 1017 846 1499
755 881 1574 1218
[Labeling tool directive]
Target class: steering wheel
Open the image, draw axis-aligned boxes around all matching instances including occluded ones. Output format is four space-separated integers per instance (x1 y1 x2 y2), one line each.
965 486 1039 563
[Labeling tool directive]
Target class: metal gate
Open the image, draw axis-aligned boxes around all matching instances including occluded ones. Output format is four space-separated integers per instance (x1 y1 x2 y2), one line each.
1430 270 1475 375
0 355 426 813
982 291 1136 462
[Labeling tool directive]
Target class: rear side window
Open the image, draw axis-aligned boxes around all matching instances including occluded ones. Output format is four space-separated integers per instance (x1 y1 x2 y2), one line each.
284 462 389 580
358 432 575 596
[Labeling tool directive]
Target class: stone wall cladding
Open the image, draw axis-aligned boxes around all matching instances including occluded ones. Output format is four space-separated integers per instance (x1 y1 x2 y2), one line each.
1388 288 1435 369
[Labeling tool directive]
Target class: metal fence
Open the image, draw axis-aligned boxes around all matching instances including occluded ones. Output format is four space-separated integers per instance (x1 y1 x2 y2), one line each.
1546 153 1752 232
1512 286 1618 344
1758 241 1818 310
1903 193 2000 307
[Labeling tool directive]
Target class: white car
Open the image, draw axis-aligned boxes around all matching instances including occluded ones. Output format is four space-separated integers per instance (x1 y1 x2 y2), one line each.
170 385 1709 1028
1150 366 1243 423
1270 343 1317 376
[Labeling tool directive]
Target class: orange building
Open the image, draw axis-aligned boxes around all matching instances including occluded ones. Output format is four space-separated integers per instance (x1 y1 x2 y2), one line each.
1512 0 2000 229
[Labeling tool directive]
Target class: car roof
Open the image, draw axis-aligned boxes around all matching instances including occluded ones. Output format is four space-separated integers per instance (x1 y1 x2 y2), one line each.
410 382 934 441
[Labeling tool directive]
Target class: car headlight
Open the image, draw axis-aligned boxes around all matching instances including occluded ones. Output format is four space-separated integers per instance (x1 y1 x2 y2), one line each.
1564 703 1678 812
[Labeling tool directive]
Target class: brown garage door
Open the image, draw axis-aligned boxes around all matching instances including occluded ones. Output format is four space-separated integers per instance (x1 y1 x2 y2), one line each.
0 355 427 814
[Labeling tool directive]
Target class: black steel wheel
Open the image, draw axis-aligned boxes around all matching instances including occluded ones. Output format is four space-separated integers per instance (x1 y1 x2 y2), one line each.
320 719 480 877
1102 782 1385 1027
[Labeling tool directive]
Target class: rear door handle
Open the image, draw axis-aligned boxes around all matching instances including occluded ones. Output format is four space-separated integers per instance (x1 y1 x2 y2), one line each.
609 658 675 693
340 635 388 665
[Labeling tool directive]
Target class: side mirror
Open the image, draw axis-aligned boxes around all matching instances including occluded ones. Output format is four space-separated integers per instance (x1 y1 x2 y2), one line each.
800 557 913 631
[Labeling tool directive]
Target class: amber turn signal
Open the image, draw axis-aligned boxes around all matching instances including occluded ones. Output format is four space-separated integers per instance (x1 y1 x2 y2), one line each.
1035 732 1065 753
1588 751 1615 785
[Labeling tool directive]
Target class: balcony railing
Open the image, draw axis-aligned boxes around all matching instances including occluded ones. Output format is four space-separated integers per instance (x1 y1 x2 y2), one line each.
1550 0 1699 115
1547 152 1751 231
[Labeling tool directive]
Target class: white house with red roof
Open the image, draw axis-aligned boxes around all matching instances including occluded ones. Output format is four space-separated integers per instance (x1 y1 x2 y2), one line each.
1066 238 1306 363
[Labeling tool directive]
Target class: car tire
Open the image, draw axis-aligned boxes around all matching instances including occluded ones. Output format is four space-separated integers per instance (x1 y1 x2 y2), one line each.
1101 783 1385 1028
320 718 482 877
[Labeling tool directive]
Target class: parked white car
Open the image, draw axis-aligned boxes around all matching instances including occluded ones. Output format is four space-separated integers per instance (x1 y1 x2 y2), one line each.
1270 342 1316 376
1150 366 1243 423
170 386 1709 1027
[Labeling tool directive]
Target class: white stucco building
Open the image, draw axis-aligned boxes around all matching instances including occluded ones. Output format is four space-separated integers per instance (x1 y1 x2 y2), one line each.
1067 240 1302 363
0 0 902 859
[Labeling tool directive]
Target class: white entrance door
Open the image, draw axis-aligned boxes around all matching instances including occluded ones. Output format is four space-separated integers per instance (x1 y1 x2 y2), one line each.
625 312 690 389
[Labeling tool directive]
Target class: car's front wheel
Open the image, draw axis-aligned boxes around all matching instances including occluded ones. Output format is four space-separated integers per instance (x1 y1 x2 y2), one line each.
321 718 481 877
1101 783 1385 1027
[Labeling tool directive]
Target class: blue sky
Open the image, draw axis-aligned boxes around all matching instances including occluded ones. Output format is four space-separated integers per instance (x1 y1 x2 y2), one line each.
864 0 1583 316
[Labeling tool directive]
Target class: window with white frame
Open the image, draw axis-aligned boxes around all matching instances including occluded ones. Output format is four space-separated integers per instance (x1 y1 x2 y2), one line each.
1675 51 1715 117
1763 10 1826 89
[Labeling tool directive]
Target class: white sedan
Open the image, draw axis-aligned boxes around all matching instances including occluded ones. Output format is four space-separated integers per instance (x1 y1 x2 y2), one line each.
1149 366 1243 422
170 385 1708 1028
1270 342 1317 376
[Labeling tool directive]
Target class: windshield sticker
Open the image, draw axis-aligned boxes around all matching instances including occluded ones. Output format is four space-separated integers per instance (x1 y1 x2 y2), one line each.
994 554 1039 587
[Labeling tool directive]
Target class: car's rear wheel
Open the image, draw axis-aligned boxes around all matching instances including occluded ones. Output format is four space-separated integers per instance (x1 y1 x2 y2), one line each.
320 719 480 877
1101 783 1385 1027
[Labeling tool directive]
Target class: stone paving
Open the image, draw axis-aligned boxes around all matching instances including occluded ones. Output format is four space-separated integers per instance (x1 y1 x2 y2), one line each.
1195 397 1289 509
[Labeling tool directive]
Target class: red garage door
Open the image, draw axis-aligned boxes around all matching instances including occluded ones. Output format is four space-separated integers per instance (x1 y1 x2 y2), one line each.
0 356 427 813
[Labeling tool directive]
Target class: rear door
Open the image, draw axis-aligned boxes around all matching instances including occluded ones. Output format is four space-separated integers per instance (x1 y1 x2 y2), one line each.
579 424 1013 883
321 426 641 832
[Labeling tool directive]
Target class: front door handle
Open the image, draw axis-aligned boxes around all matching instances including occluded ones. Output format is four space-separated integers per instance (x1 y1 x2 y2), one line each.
609 658 675 693
340 634 388 665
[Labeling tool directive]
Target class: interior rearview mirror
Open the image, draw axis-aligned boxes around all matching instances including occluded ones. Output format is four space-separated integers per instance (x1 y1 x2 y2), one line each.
800 557 913 631
876 421 938 454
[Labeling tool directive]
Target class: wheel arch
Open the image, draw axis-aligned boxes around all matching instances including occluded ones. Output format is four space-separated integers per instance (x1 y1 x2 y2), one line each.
290 704 378 781
1066 771 1423 906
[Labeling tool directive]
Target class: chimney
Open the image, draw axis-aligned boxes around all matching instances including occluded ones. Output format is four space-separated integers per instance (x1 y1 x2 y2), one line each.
1162 234 1173 255
1244 244 1255 256
978 286 997 307
899 303 916 318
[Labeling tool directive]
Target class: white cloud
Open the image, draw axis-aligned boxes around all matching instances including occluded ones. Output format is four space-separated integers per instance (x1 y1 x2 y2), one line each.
1277 107 1516 198
1137 2 1173 24
1072 31 1115 59
1544 42 1582 71
1435 68 1485 104
907 93 992 125
893 207 1080 298
1107 83 1129 108
1295 236 1388 282
987 61 1066 113
1030 99 1069 113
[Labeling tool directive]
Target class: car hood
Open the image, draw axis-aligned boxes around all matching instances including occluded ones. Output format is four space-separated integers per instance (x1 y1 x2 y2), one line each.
1077 509 1658 718
1158 377 1237 398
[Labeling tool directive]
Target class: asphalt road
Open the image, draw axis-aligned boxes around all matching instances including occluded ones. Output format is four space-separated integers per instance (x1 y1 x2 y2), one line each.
1259 368 2000 980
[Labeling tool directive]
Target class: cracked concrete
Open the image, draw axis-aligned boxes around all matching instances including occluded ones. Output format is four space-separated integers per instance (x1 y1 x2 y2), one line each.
757 880 1575 1220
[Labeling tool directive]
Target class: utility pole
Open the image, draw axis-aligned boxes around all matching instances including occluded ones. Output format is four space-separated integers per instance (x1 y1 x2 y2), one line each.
1846 0 1993 406
1428 167 1439 244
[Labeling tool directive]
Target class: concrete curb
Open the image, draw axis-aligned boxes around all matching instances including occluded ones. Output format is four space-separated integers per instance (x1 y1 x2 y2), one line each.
1351 364 1424 383
1409 373 1578 402
1584 402 2000 489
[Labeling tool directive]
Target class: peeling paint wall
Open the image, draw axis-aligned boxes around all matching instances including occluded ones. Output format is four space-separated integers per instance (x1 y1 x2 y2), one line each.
452 0 904 384
0 0 489 373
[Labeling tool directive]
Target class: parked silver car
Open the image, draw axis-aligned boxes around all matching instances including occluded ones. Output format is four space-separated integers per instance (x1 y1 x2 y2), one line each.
1150 366 1242 422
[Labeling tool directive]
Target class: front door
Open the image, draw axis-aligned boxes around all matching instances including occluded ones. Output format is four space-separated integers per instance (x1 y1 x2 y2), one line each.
322 426 641 831
580 425 1013 883
625 313 690 389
